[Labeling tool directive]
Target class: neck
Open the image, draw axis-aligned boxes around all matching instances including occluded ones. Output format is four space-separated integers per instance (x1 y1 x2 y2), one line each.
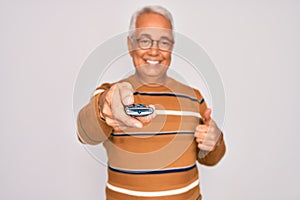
133 73 170 86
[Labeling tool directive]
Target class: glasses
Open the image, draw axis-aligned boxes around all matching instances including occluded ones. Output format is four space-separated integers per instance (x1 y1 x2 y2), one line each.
132 36 174 51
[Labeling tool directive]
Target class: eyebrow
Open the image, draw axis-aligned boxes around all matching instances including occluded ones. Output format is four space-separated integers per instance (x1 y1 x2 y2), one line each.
139 34 173 41
139 34 151 38
160 36 173 41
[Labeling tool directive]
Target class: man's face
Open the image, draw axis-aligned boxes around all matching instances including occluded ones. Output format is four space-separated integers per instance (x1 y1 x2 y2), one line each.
128 13 173 80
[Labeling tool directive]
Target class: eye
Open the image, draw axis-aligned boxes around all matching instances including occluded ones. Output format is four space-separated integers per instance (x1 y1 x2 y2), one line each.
159 40 172 49
139 38 151 45
161 41 171 45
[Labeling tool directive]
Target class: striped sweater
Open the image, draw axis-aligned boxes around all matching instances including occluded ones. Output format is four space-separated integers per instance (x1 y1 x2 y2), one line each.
77 75 226 200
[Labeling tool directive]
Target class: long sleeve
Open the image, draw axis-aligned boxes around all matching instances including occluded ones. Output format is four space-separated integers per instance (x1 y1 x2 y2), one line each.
197 134 226 166
193 88 226 166
77 84 113 145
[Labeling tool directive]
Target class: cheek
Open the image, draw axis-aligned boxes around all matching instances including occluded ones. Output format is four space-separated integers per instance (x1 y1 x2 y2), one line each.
133 50 146 60
131 51 144 64
163 52 172 63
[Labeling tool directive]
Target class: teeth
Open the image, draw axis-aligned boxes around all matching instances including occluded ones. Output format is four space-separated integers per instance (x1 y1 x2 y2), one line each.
146 60 159 65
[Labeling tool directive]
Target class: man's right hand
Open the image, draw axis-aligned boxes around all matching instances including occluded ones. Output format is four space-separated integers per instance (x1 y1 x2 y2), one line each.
99 82 155 131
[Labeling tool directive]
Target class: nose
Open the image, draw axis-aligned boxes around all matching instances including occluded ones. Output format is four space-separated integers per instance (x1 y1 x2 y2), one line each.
147 41 159 56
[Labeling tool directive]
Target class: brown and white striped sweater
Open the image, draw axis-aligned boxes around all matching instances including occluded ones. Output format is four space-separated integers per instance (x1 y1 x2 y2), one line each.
77 75 226 200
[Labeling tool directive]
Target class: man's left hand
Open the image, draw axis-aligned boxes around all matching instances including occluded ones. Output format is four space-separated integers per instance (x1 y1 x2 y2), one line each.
194 108 222 152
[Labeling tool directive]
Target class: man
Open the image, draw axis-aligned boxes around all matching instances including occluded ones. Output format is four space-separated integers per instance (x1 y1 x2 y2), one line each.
77 5 226 200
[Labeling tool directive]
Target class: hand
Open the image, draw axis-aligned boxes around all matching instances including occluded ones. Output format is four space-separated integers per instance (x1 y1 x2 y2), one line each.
194 108 222 152
99 82 156 131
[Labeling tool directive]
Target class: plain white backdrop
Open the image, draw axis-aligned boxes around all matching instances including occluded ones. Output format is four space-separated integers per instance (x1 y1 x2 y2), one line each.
1 0 299 199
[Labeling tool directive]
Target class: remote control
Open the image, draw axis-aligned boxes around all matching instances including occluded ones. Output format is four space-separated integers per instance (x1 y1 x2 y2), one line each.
124 104 154 117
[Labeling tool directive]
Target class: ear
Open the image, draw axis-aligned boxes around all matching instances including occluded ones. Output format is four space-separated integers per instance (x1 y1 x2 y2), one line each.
127 36 134 57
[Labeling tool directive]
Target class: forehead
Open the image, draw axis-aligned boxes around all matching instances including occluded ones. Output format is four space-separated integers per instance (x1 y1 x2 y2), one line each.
136 13 172 29
134 12 173 39
134 28 173 40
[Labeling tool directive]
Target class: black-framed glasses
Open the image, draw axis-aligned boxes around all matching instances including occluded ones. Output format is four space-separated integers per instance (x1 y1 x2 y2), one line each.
133 35 174 51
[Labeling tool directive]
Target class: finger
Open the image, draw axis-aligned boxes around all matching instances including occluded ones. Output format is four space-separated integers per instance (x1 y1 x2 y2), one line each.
136 115 153 124
118 82 134 105
136 105 157 124
105 118 120 129
196 129 219 141
194 126 208 139
195 132 207 141
120 115 143 128
106 114 143 129
194 128 207 136
102 100 113 119
195 125 209 132
108 84 123 115
195 137 204 143
105 84 118 106
198 141 216 152
203 108 212 125
198 143 215 152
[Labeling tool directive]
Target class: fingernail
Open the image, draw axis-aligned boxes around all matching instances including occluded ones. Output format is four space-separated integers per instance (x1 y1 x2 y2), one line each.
152 111 157 118
125 96 133 105
134 123 143 128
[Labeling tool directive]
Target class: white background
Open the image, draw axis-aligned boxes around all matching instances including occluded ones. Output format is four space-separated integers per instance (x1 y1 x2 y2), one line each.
1 0 299 199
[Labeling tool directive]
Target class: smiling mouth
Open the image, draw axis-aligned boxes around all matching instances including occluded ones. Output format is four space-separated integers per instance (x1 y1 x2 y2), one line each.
146 60 160 65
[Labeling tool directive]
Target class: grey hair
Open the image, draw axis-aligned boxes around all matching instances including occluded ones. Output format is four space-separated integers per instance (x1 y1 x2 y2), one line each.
128 5 174 37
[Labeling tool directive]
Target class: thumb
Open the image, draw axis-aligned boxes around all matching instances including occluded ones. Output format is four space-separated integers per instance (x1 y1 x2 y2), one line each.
118 82 134 105
203 108 212 125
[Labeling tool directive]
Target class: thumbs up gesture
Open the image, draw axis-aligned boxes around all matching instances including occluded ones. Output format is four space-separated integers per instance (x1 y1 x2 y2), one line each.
194 108 222 152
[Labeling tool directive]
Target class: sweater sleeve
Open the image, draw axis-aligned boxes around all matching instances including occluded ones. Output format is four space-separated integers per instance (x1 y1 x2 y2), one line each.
197 134 226 166
193 88 226 166
76 83 113 145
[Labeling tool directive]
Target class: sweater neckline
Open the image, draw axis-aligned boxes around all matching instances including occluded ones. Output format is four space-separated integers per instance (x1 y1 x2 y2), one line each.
126 75 177 91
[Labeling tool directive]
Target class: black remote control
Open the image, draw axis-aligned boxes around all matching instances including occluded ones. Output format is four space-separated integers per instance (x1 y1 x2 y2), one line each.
124 104 154 117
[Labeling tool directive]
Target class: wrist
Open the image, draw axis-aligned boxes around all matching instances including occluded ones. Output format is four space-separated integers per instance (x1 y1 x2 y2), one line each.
215 132 223 147
98 92 107 121
93 88 106 121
